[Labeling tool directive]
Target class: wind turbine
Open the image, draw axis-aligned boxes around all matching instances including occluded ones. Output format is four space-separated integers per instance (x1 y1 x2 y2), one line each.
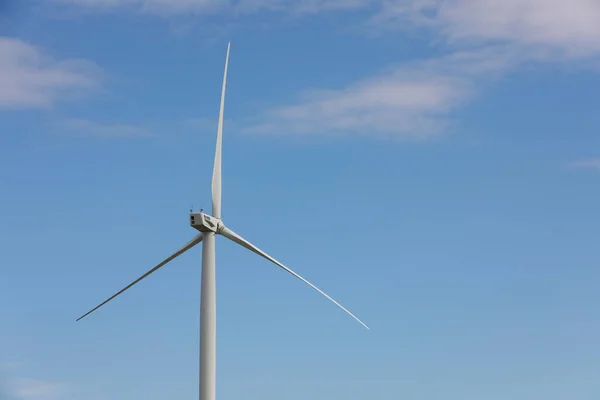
76 42 369 400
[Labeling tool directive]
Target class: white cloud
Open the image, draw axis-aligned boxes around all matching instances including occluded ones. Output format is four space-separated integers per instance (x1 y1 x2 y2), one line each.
39 0 600 139
11 379 63 399
47 0 600 48
45 0 600 57
238 0 370 13
58 118 152 138
244 75 464 139
568 158 600 171
243 45 534 138
0 363 65 400
373 0 600 58
45 0 371 18
49 0 372 15
0 37 101 110
1 378 65 400
244 1 600 138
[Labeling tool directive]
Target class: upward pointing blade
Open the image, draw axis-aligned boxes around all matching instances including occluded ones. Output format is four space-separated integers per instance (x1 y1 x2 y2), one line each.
76 233 204 321
219 226 369 330
211 42 230 219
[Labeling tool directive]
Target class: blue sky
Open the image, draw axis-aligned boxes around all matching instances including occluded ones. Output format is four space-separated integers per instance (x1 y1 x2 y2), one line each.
1 0 600 399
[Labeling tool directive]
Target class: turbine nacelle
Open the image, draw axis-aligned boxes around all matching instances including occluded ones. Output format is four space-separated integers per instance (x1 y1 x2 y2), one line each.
190 212 223 233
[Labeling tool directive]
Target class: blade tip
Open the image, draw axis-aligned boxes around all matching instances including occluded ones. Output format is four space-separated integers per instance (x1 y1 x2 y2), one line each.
76 312 89 321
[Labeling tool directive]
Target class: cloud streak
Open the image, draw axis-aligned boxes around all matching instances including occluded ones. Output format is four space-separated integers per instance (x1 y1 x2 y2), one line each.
44 0 600 60
47 0 600 53
568 158 600 171
372 0 600 58
243 45 542 138
1 372 64 400
243 0 600 138
244 71 466 139
39 0 600 140
49 0 372 15
10 379 63 399
0 37 101 110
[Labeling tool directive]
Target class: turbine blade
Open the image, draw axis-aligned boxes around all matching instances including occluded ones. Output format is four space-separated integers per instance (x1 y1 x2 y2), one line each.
211 42 230 219
76 233 204 322
219 226 369 330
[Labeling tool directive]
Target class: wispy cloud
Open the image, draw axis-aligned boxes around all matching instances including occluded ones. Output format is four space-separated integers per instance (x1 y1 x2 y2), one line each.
57 118 152 138
47 0 600 50
10 379 64 399
49 0 372 15
46 1 600 61
235 0 371 14
0 37 101 110
243 45 543 138
52 0 224 15
243 71 464 139
44 0 600 59
568 158 600 171
1 376 64 400
371 0 600 58
0 362 65 400
243 1 600 138
40 1 600 140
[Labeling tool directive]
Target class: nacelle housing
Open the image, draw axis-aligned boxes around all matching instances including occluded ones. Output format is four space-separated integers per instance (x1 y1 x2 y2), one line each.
190 213 222 233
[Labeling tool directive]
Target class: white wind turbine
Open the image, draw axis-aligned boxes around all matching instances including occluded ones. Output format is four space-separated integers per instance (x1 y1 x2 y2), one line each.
76 43 369 400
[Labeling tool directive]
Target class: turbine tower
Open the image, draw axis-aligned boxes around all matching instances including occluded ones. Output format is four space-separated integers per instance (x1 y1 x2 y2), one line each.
76 43 369 400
